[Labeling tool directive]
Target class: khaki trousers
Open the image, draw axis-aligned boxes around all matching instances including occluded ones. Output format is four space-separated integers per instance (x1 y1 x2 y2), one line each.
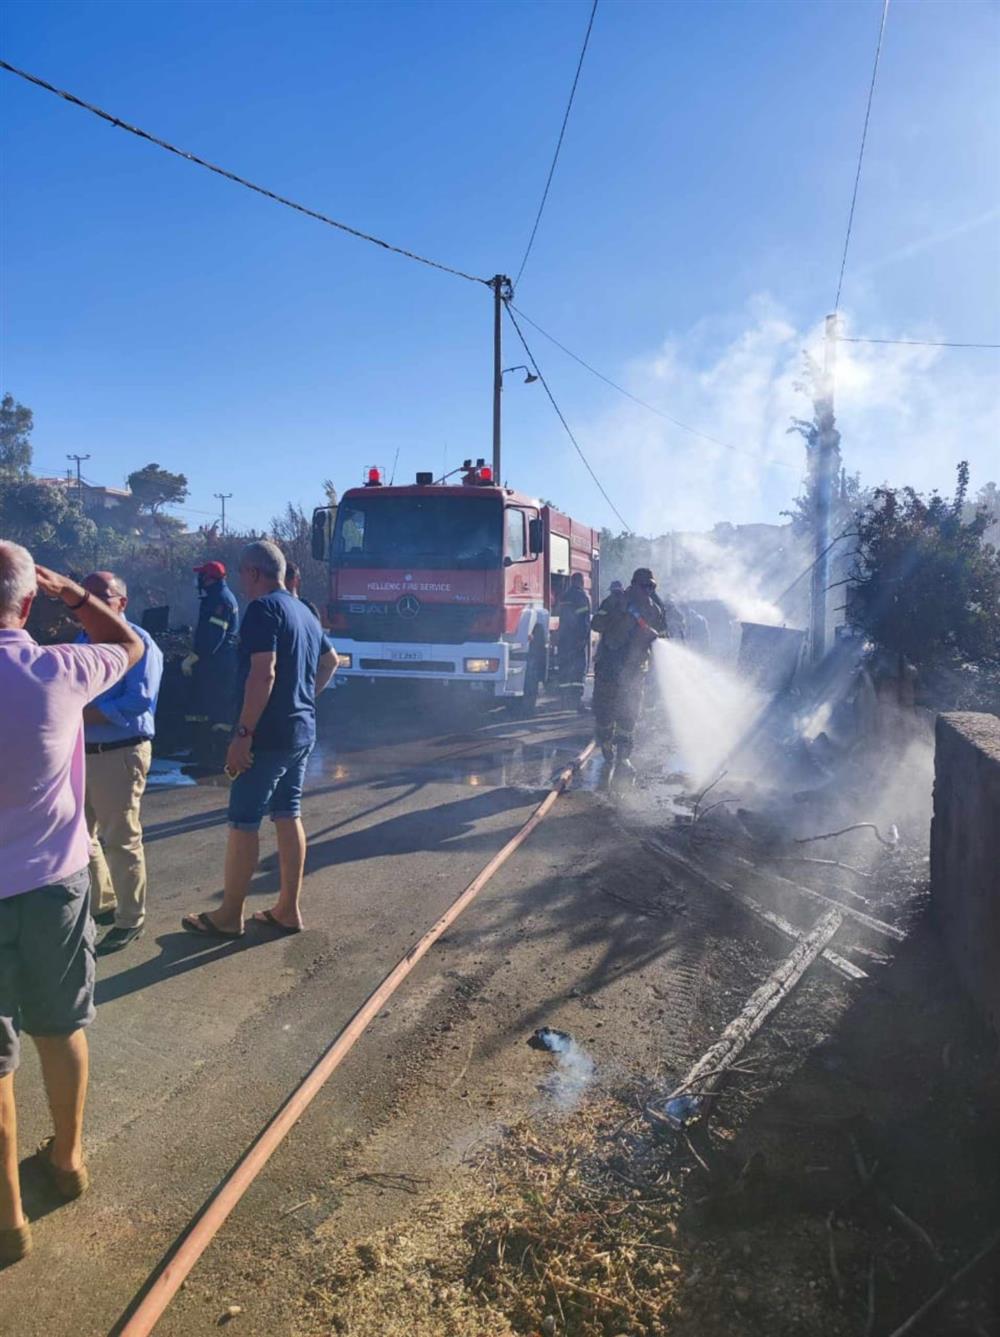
85 741 152 929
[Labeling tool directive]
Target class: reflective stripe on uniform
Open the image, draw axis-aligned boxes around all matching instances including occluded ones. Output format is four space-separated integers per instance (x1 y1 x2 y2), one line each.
209 616 230 629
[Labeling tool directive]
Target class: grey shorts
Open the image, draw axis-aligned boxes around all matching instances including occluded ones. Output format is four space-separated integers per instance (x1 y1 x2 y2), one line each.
0 867 96 1076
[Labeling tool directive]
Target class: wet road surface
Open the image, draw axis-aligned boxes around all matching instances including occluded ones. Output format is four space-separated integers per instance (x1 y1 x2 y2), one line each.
1 687 600 1335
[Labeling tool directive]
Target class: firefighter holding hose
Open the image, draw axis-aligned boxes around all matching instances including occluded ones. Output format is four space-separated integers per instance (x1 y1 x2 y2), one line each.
591 567 669 782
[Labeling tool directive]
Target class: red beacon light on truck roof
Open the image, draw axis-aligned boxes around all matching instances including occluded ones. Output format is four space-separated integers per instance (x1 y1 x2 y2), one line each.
364 466 383 487
461 458 495 486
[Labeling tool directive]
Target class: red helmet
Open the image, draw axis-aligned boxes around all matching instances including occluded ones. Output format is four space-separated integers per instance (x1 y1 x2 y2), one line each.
193 560 226 580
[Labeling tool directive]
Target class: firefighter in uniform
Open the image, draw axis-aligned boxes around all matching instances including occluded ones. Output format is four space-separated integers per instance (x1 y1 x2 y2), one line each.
591 567 669 781
182 560 240 767
555 571 592 711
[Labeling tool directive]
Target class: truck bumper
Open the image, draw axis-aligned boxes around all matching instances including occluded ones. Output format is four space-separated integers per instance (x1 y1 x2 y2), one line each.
331 640 527 697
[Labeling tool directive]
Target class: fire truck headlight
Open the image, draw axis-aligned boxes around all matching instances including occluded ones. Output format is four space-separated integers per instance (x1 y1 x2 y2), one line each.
337 653 353 670
465 657 500 674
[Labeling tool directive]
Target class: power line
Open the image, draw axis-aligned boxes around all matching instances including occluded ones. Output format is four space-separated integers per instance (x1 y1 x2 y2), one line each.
775 526 856 609
510 304 802 473
833 0 891 311
513 0 599 290
838 335 1000 349
503 302 632 531
0 60 488 287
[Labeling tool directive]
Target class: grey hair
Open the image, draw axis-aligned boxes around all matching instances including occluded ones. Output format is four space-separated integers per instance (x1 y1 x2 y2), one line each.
0 540 38 619
240 540 286 584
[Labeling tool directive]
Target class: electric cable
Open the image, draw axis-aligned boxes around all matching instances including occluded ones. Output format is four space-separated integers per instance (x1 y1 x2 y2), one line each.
838 336 1000 349
510 304 802 472
833 0 891 311
513 0 598 290
774 525 856 609
503 302 633 531
0 60 488 286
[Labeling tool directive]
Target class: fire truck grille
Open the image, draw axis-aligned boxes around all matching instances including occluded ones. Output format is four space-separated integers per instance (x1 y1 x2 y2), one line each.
358 659 456 673
332 603 492 644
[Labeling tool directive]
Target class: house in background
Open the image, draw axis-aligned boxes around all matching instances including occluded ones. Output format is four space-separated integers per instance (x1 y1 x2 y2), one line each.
35 474 133 514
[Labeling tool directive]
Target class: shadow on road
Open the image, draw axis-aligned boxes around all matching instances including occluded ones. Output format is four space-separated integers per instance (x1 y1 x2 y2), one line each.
95 929 271 1006
441 808 733 1069
301 786 537 874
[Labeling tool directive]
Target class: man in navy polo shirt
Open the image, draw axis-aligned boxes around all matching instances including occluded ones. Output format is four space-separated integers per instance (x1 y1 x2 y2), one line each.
182 541 337 939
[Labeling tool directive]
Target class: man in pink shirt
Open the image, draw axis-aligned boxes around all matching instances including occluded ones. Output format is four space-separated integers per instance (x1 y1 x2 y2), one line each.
0 541 142 1265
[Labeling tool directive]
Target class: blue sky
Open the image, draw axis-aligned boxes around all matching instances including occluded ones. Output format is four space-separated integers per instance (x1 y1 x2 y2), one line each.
2 0 998 536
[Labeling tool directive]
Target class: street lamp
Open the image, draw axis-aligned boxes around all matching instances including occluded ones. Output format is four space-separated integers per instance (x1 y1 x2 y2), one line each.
502 365 539 385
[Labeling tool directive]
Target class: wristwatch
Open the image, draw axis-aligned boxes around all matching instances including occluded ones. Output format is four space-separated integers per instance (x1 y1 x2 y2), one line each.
235 724 254 739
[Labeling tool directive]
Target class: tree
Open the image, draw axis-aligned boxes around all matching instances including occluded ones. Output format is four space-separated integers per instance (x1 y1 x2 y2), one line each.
270 501 326 604
0 394 34 478
848 462 1000 671
0 478 97 565
788 350 841 522
126 462 189 516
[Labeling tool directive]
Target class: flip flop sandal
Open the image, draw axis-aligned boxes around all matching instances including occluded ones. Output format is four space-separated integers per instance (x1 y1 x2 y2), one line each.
251 910 302 935
38 1138 89 1200
181 911 244 941
0 1224 32 1265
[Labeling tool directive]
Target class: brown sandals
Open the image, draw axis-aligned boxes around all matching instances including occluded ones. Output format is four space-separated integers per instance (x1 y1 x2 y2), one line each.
38 1137 90 1199
0 1141 89 1266
0 1223 32 1265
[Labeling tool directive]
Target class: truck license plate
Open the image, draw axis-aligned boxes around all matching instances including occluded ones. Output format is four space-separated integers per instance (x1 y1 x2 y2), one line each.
388 649 424 662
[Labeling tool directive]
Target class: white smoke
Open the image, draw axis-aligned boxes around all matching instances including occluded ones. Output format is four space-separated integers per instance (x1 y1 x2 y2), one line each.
667 529 800 625
532 1029 595 1110
581 296 1000 536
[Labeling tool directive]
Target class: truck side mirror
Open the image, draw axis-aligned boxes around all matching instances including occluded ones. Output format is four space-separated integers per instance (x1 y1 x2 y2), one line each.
528 517 544 555
312 507 335 561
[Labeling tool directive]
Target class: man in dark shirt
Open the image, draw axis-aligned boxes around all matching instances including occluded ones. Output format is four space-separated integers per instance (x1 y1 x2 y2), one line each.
183 560 240 767
182 542 337 939
283 560 322 623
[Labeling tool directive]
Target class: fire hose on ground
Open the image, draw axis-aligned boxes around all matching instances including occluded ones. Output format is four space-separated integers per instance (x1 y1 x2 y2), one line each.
112 741 596 1337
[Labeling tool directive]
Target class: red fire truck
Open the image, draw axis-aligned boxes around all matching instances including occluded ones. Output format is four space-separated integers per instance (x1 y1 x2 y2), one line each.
311 460 601 709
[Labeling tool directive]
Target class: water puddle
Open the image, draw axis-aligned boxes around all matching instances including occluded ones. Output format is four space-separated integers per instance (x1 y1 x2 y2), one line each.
146 758 197 789
310 736 586 794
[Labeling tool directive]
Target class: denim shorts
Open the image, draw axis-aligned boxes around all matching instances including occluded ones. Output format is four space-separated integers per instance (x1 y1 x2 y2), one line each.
228 745 313 831
0 867 96 1076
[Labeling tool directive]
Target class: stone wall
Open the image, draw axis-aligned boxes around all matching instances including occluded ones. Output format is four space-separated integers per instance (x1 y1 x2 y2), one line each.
930 712 1000 1040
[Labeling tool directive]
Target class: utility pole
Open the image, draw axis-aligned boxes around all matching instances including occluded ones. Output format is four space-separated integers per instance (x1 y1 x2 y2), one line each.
491 275 512 481
67 453 90 508
214 492 232 536
809 314 841 664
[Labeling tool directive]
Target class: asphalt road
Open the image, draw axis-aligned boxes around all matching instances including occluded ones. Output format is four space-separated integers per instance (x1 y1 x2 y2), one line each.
1 685 617 1336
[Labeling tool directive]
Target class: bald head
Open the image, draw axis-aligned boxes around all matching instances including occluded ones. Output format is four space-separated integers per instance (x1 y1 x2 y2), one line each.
84 570 128 614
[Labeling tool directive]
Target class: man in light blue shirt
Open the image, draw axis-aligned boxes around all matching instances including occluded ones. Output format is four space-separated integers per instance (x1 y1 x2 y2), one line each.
78 571 163 953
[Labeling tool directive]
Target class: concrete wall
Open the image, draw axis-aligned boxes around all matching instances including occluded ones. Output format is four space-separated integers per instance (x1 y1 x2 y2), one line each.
930 712 1000 1040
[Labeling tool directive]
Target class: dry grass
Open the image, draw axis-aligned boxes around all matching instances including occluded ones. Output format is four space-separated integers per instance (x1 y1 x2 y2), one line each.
298 1086 688 1336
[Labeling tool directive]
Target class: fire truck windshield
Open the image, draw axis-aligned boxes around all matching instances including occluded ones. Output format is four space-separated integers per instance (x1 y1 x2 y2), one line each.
331 495 502 571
